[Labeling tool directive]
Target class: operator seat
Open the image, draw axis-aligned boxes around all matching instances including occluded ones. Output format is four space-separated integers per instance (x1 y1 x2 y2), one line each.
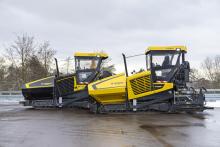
162 56 170 67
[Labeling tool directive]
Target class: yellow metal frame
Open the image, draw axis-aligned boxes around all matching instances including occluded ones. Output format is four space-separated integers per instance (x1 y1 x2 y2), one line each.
146 46 187 54
74 52 108 59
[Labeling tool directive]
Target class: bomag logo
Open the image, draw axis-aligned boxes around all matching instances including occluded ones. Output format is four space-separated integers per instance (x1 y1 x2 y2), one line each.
41 83 51 86
111 82 124 85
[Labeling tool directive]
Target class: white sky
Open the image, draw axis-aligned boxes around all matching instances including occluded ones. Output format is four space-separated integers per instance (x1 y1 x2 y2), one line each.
0 0 220 73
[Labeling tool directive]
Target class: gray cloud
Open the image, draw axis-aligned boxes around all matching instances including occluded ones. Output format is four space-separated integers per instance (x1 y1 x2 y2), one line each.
0 0 220 72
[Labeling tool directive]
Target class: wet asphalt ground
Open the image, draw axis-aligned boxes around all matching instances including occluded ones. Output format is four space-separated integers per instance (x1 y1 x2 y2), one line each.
0 104 220 147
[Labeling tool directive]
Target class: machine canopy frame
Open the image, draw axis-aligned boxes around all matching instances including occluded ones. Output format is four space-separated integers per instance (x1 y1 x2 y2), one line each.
74 56 103 84
146 49 186 82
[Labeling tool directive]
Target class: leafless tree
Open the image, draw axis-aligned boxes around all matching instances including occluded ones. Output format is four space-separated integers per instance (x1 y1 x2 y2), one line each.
190 68 201 81
0 57 6 81
26 55 47 81
0 34 58 90
5 64 20 90
65 56 71 74
201 55 220 88
213 55 220 75
37 41 56 76
5 34 35 83
202 57 215 81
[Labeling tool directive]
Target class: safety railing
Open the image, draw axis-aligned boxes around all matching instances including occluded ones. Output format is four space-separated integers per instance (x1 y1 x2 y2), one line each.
0 91 23 98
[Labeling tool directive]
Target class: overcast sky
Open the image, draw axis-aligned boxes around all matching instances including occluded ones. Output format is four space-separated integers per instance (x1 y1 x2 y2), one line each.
0 0 220 73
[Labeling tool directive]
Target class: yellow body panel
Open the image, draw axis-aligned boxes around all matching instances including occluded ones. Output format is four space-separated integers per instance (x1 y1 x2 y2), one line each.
146 46 187 54
88 73 126 104
74 52 108 59
88 71 174 105
129 83 173 99
127 71 173 99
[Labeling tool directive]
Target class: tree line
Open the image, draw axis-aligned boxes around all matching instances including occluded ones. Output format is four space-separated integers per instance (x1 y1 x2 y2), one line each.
0 34 56 90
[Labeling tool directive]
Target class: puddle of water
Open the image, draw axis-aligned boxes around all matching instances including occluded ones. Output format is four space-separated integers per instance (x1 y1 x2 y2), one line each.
140 123 204 147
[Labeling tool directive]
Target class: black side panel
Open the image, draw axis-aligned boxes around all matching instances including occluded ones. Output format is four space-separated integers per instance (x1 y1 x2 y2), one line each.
22 87 53 100
55 74 75 97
